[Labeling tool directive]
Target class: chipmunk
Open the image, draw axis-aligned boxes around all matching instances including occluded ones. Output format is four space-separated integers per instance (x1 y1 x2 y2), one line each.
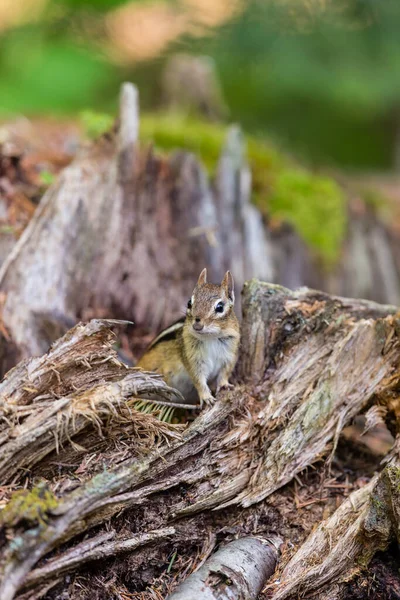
137 269 240 407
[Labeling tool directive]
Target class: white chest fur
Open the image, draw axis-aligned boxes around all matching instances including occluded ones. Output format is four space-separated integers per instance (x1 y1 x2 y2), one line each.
201 338 227 381
188 336 236 382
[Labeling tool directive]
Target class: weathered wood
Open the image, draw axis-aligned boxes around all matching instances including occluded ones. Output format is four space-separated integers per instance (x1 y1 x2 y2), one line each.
235 281 399 507
0 319 184 485
23 527 176 590
340 212 400 305
0 282 399 599
214 126 273 286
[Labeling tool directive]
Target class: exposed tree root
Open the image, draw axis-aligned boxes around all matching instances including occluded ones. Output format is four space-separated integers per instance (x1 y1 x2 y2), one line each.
23 527 176 591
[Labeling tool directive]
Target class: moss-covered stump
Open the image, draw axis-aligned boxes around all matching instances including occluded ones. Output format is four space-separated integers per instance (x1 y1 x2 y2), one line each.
78 103 400 307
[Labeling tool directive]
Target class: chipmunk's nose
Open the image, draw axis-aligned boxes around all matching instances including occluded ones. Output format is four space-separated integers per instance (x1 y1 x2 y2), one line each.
193 318 204 331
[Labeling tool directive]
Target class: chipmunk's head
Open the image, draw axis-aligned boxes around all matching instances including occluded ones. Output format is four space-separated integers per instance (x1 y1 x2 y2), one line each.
186 268 236 338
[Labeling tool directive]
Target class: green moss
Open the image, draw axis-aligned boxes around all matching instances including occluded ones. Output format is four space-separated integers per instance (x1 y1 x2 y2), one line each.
140 112 283 175
268 169 346 266
303 382 334 431
140 113 227 172
0 482 58 528
80 109 114 139
386 465 400 493
371 496 385 513
38 169 55 186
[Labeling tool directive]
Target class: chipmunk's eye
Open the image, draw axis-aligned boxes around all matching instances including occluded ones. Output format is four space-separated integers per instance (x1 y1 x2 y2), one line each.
187 299 192 309
215 301 224 313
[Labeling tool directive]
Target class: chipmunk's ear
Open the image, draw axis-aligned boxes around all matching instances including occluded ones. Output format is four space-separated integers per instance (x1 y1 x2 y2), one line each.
197 268 207 286
222 271 234 302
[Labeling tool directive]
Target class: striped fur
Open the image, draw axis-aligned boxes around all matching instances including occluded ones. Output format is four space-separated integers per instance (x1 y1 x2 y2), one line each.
147 317 185 350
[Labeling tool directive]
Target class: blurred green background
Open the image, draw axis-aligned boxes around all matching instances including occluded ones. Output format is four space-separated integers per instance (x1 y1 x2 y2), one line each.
1 0 400 170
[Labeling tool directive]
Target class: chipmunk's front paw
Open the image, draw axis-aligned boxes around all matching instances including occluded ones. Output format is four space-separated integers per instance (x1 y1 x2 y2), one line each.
200 394 215 408
216 381 234 393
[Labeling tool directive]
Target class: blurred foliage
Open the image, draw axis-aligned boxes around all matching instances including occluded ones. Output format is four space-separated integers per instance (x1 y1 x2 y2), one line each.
140 112 227 171
0 29 117 115
0 0 396 267
193 0 400 169
1 0 400 170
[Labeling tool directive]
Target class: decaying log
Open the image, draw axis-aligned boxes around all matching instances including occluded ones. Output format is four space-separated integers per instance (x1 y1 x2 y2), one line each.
233 281 399 507
167 536 282 600
0 281 399 599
